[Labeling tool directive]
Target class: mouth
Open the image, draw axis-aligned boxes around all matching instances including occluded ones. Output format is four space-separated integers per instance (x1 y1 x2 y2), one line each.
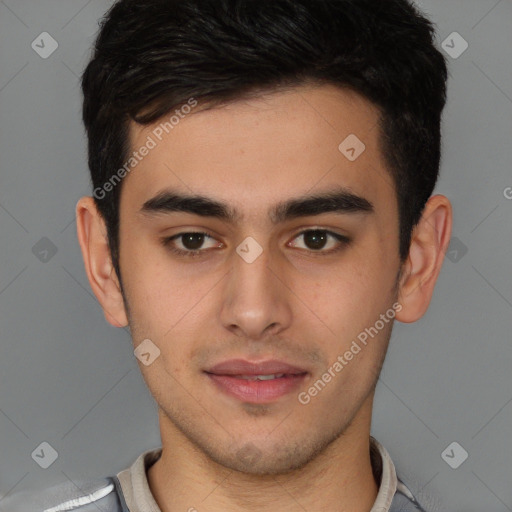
204 359 309 403
218 373 300 381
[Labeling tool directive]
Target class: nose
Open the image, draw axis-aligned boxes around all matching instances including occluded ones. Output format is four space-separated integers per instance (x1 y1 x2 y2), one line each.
219 239 293 340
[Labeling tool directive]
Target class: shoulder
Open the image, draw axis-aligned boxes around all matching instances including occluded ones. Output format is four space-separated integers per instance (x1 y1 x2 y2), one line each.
0 476 124 512
390 479 440 512
390 485 424 511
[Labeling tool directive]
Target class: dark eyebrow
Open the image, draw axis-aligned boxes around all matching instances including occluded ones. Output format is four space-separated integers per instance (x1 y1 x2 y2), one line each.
140 187 374 224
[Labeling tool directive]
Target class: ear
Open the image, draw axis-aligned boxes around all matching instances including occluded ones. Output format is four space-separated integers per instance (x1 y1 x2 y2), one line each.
395 194 453 323
76 197 129 328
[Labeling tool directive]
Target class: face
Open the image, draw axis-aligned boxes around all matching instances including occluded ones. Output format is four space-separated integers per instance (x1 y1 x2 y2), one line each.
116 84 403 474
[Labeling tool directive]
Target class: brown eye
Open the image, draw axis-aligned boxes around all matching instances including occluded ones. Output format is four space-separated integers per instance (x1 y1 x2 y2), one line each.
162 231 221 258
179 233 208 250
288 229 350 253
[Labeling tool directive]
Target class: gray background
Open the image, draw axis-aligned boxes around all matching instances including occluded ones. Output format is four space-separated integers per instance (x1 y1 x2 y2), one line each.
0 0 511 510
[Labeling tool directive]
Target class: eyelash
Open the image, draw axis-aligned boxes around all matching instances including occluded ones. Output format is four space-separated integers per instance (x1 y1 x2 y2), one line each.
161 229 350 259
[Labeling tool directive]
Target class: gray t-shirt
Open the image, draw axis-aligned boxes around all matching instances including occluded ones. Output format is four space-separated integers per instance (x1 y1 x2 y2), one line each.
0 437 431 511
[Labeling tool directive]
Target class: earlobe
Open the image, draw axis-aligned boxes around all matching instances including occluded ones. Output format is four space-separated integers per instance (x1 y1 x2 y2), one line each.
395 195 453 323
75 197 129 328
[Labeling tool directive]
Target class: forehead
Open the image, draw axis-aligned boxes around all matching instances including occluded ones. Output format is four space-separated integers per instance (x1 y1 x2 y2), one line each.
122 84 395 222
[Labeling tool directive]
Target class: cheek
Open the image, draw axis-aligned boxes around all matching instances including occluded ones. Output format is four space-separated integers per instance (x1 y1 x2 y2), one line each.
123 247 221 345
296 253 396 340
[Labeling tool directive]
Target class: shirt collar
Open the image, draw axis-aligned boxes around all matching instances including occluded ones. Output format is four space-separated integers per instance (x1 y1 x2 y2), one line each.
369 436 398 511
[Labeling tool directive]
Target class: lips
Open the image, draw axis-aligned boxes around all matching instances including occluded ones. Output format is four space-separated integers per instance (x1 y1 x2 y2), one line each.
205 358 308 377
204 359 309 402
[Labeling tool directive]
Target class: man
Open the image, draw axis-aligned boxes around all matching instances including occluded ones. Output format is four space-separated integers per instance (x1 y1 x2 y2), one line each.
0 0 452 510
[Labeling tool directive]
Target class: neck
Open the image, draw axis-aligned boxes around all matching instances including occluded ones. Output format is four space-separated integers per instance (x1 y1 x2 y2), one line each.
148 398 379 512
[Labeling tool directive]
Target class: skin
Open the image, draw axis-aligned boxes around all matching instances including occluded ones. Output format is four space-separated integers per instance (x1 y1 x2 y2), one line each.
76 83 452 512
